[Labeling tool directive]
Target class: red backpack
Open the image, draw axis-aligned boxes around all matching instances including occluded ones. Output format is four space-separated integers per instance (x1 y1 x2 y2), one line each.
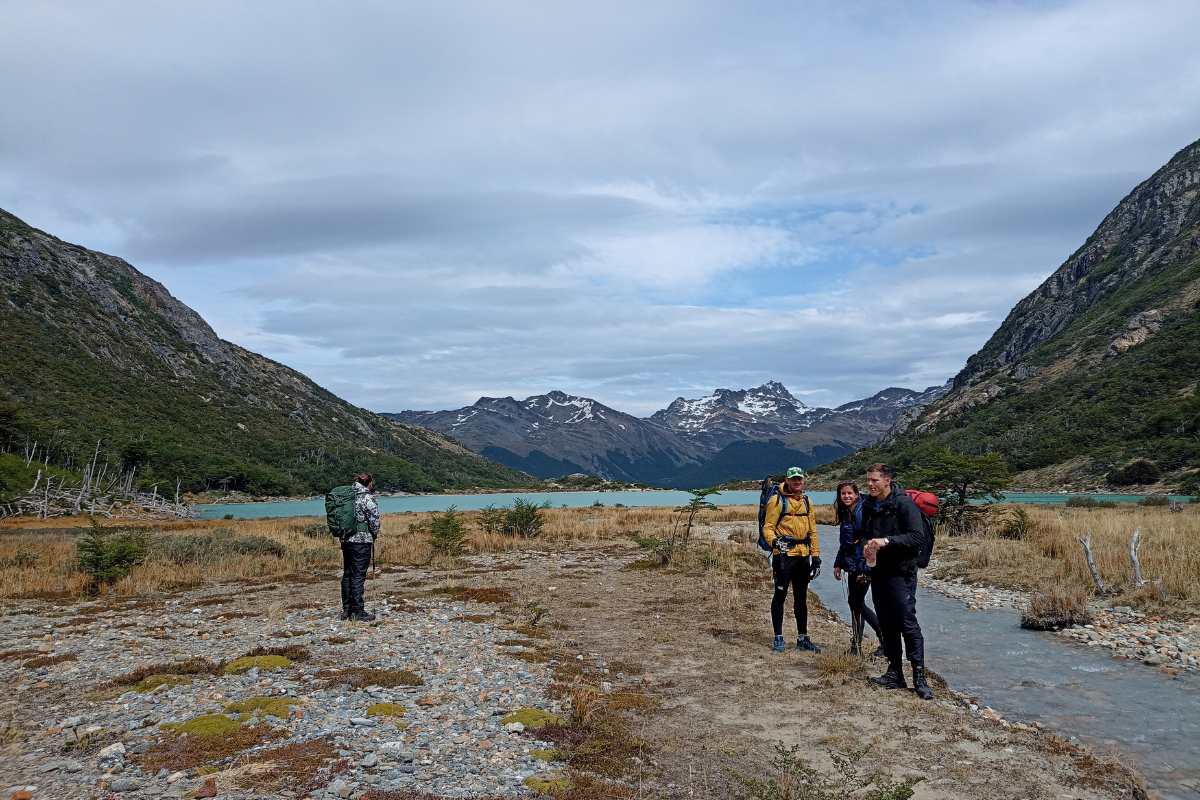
904 489 939 568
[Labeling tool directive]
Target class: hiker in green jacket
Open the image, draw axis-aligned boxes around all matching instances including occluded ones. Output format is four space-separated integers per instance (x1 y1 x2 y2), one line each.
340 473 381 621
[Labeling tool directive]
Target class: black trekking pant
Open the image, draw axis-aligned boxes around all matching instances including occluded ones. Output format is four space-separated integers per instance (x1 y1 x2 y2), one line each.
846 573 881 640
871 572 924 667
771 554 811 637
340 542 372 613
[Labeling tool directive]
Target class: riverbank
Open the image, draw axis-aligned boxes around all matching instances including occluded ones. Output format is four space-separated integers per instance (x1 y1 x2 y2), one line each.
0 516 1149 800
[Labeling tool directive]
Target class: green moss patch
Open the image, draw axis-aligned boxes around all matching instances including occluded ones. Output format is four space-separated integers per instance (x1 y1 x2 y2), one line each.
223 655 292 674
315 668 423 689
502 708 563 730
224 696 299 720
531 748 563 762
366 703 407 718
523 774 570 794
133 674 195 693
162 713 241 738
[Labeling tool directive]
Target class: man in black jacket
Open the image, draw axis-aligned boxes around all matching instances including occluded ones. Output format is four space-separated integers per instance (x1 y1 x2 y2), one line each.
861 463 933 700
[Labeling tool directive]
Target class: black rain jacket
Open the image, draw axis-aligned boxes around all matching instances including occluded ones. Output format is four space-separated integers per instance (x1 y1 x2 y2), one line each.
860 484 927 577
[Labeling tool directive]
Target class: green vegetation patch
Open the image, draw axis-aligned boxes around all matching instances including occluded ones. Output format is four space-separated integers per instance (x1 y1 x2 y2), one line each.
315 667 423 689
502 707 563 730
162 713 240 738
224 696 299 720
523 774 570 795
366 702 407 718
223 655 292 674
531 748 563 762
133 673 194 693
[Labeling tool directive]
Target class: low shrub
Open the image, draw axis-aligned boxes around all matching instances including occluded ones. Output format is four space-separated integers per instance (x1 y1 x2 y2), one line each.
477 505 507 535
1065 496 1117 509
76 522 150 588
504 498 550 538
427 506 467 555
997 506 1032 540
1107 459 1161 486
1021 589 1094 630
1138 495 1170 507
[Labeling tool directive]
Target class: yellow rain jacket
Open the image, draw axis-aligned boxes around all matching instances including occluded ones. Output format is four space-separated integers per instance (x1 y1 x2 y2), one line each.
763 490 819 557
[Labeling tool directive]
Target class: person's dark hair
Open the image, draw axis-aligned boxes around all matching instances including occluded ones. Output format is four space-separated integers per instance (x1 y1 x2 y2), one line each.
866 463 893 478
834 481 860 524
354 473 374 488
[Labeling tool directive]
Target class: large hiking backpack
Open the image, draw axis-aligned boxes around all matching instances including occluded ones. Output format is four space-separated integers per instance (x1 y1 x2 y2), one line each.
904 488 939 569
325 484 358 540
756 477 811 553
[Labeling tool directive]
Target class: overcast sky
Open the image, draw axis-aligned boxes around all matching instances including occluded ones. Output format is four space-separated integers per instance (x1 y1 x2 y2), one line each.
4 1 1200 415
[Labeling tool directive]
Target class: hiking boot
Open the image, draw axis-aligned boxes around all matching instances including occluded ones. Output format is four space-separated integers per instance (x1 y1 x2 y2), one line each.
796 636 821 653
350 610 376 622
871 644 886 659
771 635 786 653
338 608 351 621
870 664 908 689
912 665 934 700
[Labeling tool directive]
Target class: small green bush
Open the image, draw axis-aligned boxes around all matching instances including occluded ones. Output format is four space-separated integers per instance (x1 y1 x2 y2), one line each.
477 504 506 535
1107 459 1161 486
76 521 150 588
1065 496 1117 509
428 506 467 555
504 498 549 538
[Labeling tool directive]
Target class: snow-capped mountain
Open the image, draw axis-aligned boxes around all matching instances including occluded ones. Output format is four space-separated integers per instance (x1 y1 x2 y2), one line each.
389 382 948 486
650 381 817 444
389 391 702 483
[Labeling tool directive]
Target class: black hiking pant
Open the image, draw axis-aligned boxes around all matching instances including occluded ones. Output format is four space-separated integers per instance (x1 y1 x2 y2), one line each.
340 541 372 613
846 573 881 640
871 572 924 667
771 554 812 637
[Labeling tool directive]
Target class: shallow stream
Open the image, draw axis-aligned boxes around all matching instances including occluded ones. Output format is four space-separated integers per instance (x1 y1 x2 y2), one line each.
810 574 1200 799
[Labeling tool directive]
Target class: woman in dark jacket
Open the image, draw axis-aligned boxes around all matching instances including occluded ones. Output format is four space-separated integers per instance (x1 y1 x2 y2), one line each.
833 481 883 656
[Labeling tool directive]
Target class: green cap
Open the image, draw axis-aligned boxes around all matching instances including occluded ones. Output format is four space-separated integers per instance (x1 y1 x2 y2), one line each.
785 466 806 479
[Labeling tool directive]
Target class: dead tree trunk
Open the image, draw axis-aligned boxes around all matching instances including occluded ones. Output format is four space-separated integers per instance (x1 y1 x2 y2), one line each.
1077 533 1108 595
1129 528 1147 587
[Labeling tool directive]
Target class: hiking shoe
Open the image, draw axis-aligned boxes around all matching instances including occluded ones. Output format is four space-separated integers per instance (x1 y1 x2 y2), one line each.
338 608 351 621
912 666 934 700
796 636 822 653
870 666 908 689
350 610 376 622
771 635 786 653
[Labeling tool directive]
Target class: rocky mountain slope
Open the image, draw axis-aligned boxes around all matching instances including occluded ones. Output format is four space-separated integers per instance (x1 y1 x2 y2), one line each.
0 209 530 495
855 138 1200 491
393 382 947 487
392 392 701 484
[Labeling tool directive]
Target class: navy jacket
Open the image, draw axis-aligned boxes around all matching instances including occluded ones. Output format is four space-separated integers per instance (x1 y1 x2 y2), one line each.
834 498 871 575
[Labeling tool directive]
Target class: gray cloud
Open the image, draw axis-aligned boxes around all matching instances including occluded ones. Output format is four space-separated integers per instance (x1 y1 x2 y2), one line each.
2 0 1200 415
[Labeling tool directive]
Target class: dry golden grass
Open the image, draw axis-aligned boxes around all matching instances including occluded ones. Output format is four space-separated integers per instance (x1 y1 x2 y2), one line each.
941 504 1200 613
0 504 761 601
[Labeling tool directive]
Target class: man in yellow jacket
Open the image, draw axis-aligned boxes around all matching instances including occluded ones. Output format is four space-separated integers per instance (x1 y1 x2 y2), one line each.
763 466 822 653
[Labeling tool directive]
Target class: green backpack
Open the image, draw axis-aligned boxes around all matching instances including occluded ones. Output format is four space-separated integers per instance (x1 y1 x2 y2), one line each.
325 485 359 540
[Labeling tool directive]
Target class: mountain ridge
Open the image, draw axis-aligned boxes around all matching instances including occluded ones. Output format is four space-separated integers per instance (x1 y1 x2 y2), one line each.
840 138 1200 492
391 381 947 486
0 208 531 496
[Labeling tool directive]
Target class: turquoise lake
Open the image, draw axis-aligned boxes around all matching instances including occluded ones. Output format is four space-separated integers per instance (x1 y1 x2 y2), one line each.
195 490 1188 519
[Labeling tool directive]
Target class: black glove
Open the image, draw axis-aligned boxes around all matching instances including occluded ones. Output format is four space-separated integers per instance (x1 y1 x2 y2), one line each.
809 556 822 580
